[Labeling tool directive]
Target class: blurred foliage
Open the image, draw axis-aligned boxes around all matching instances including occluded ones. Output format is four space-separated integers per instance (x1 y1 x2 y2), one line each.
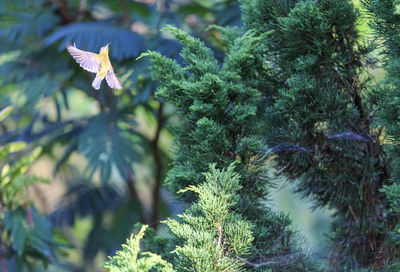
0 106 55 271
3 0 398 271
0 0 241 271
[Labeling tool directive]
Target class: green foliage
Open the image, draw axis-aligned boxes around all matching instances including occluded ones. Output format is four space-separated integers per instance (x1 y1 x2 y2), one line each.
0 0 242 269
164 164 253 272
4 207 53 261
7 0 400 270
0 0 239 184
382 182 400 250
142 25 314 271
0 3 59 43
237 0 397 269
0 109 56 271
105 164 255 272
141 25 267 195
104 224 175 272
44 22 143 61
1 146 48 208
0 106 13 122
381 184 400 212
362 0 400 260
77 113 142 182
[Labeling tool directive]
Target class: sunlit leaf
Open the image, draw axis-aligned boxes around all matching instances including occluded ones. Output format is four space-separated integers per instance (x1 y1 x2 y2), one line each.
7 141 27 153
0 105 13 121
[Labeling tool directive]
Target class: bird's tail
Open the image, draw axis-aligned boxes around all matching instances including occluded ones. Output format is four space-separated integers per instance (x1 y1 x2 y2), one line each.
92 75 103 90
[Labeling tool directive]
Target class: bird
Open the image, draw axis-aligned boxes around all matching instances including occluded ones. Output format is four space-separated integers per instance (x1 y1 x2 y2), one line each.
66 43 122 90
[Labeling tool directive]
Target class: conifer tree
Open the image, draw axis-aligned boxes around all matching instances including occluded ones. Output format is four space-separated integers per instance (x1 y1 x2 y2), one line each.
141 26 314 271
362 0 400 261
239 0 398 269
164 164 253 272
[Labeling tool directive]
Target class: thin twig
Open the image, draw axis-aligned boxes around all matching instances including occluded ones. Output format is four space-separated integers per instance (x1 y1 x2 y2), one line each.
241 253 301 268
276 163 289 174
217 225 222 249
24 204 34 227
348 204 359 223
1 255 7 272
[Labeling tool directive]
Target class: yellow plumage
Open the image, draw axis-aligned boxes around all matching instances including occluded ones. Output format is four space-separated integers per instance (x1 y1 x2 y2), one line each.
66 43 122 90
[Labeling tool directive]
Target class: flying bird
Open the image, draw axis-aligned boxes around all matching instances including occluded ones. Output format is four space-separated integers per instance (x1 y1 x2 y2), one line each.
66 43 122 90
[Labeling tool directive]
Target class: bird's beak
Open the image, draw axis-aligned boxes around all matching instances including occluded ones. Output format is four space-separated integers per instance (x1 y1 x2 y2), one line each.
106 42 111 47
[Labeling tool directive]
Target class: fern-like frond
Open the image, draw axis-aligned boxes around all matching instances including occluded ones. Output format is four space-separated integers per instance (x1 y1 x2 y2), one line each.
0 0 43 12
0 10 60 43
50 181 123 227
17 74 66 110
78 113 142 182
45 22 144 61
4 207 54 260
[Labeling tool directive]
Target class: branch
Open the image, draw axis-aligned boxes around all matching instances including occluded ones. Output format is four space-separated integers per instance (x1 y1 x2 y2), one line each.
51 0 73 23
24 204 34 227
324 131 372 142
119 0 131 28
125 168 145 224
254 143 312 164
1 255 7 272
217 225 222 249
150 102 165 229
241 253 301 268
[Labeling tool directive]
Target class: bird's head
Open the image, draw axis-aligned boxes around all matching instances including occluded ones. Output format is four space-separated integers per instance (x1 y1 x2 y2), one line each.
100 42 111 54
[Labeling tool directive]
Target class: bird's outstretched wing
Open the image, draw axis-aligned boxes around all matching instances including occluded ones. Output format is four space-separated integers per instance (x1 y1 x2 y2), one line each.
66 43 100 73
105 69 122 90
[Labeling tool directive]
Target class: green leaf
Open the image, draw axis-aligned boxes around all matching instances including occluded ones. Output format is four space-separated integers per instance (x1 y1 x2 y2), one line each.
5 210 26 256
177 3 210 17
0 105 13 121
7 141 27 153
78 114 142 182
